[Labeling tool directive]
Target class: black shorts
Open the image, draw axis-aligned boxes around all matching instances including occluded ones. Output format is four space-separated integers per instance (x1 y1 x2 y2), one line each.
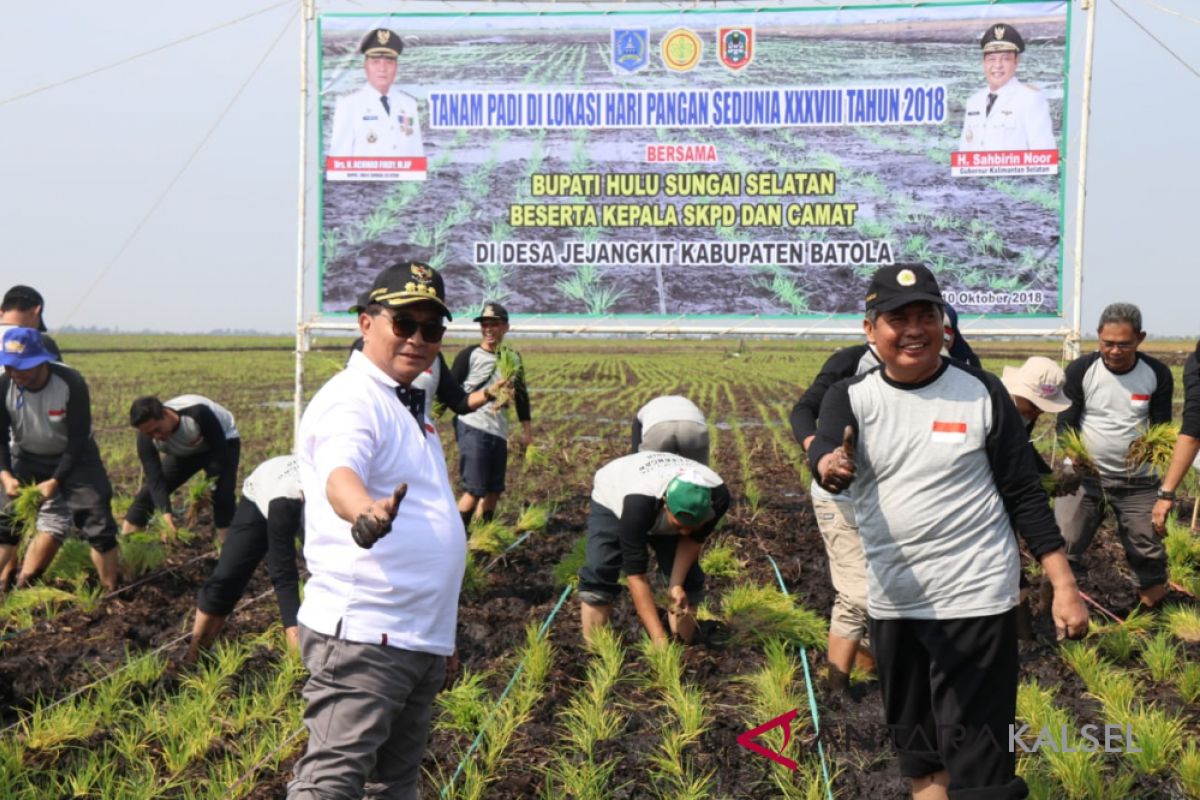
455 419 507 497
0 458 118 553
870 610 1028 799
576 503 704 607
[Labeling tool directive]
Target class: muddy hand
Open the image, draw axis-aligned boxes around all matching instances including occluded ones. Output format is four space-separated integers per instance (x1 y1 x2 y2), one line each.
351 483 408 549
819 426 857 493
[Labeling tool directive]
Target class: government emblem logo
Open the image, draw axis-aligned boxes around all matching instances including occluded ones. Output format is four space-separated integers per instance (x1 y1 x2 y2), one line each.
412 263 434 282
993 25 1007 41
717 26 754 72
378 30 391 45
612 29 649 74
897 269 917 287
661 28 702 72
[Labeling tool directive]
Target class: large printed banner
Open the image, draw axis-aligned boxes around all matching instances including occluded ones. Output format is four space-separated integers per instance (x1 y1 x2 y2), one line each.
319 1 1068 318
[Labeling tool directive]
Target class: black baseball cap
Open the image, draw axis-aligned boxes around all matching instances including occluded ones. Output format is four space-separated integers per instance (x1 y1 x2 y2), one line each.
980 23 1025 54
473 302 509 323
362 261 451 320
865 265 944 313
361 28 402 58
1 285 48 332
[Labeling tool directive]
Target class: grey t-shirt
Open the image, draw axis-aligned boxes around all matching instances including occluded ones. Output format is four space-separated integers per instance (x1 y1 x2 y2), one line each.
809 359 1063 620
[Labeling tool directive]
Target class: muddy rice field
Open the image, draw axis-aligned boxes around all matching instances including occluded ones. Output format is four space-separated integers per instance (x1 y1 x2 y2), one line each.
0 335 1197 799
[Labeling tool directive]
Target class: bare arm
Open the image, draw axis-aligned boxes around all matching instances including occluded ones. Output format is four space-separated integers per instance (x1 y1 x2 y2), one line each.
627 573 668 645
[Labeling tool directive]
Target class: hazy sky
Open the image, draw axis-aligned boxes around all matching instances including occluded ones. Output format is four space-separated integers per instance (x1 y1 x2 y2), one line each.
1 0 1196 337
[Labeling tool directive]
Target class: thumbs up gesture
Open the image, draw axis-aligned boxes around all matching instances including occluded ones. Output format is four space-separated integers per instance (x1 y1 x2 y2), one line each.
818 426 857 494
351 483 409 549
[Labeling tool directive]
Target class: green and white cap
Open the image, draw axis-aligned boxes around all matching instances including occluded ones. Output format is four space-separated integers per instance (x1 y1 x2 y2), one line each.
664 469 716 525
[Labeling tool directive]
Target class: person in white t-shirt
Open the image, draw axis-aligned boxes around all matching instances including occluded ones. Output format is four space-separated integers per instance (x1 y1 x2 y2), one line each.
288 261 465 799
632 395 709 464
188 455 304 661
578 451 730 646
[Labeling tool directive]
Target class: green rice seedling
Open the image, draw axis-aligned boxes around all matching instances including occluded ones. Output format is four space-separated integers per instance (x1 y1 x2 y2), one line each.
461 553 486 596
1125 423 1179 475
1177 741 1200 798
522 443 549 470
1057 428 1098 476
540 755 623 800
1177 663 1200 704
118 532 166 577
8 483 43 541
1163 605 1200 642
721 583 827 648
1141 631 1180 683
1094 620 1142 664
1060 640 1107 689
1123 707 1185 775
699 539 742 579
552 536 586 588
184 475 216 528
1016 679 1062 733
467 519 516 555
1046 749 1133 800
434 668 493 735
515 504 549 533
0 585 78 629
43 538 92 583
489 345 523 410
22 692 96 753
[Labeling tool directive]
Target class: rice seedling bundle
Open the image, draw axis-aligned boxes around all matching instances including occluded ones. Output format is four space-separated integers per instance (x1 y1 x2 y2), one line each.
720 583 827 648
467 519 516 555
490 346 522 411
1125 423 1178 476
1057 429 1097 476
10 484 44 540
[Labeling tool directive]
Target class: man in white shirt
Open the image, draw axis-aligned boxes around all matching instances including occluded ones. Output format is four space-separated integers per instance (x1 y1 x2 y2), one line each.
287 261 466 800
328 28 424 159
959 23 1055 152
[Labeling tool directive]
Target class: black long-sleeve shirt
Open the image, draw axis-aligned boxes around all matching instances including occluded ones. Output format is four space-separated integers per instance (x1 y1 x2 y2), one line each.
1181 346 1200 440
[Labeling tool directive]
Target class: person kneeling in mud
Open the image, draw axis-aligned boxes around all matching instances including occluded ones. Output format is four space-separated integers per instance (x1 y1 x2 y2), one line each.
188 455 304 662
578 451 729 646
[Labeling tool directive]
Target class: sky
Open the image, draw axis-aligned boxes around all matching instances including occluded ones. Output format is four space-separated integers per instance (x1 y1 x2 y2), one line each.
0 0 1196 338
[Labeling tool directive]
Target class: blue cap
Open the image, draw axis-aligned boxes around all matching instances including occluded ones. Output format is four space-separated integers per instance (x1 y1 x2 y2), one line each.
0 327 54 370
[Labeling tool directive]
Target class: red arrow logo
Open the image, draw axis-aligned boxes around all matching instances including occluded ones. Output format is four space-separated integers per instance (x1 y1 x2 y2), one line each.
737 708 799 771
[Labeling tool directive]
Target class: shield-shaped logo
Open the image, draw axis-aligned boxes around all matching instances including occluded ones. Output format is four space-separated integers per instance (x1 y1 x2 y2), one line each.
718 26 754 72
612 29 649 73
661 28 703 72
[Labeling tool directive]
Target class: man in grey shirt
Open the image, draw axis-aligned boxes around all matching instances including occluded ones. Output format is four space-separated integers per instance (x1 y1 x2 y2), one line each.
0 328 119 591
811 264 1087 800
1056 303 1173 608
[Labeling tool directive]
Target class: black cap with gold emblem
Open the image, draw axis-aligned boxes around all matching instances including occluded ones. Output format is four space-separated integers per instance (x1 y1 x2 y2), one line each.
865 264 943 313
361 28 402 58
980 23 1025 54
363 261 451 320
473 302 509 323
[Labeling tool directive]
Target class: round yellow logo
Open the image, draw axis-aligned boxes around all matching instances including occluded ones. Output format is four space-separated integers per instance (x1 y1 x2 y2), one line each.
661 28 702 72
897 269 917 287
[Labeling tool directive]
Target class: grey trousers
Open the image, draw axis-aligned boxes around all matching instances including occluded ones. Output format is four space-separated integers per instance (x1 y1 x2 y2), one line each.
287 625 446 800
1054 476 1167 589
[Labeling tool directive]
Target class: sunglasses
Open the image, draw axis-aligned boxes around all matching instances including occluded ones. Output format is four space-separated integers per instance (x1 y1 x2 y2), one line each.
378 312 446 343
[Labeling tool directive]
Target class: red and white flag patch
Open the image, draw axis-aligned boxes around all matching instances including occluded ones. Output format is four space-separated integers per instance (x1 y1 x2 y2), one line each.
47 408 66 419
1131 393 1150 409
931 421 968 443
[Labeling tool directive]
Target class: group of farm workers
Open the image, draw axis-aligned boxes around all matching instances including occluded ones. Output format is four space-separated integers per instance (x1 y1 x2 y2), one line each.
3 257 1197 800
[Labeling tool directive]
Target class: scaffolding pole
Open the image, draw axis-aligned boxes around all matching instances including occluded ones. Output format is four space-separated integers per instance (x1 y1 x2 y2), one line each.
1068 0 1099 360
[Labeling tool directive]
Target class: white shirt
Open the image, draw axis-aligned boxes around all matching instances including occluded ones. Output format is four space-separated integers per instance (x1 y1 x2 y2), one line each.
592 451 721 517
636 396 705 432
959 77 1055 151
329 83 425 158
297 350 466 656
242 455 302 518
